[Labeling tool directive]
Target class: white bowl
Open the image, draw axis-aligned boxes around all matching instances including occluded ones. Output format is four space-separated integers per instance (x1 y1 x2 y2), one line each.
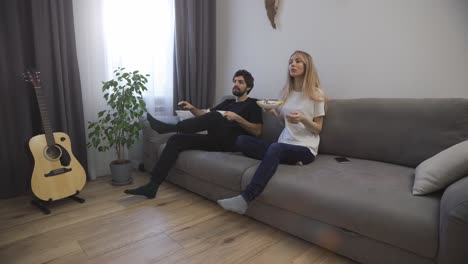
256 100 284 110
175 110 195 120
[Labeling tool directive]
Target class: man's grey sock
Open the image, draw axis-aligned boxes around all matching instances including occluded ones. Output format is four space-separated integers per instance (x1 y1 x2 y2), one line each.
217 195 248 215
124 181 159 199
147 112 176 134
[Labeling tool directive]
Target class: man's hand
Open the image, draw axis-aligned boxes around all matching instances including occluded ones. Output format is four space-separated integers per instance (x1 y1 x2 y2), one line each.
223 111 241 122
178 101 195 110
225 111 262 137
286 111 304 124
178 101 208 117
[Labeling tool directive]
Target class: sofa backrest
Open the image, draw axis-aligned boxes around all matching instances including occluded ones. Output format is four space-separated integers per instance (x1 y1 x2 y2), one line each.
319 98 468 168
260 112 284 144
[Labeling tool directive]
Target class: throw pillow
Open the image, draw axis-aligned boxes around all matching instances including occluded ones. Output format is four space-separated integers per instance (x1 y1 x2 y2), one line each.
412 140 468 195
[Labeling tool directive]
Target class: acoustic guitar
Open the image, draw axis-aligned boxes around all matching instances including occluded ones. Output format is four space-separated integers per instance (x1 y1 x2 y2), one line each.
25 70 86 201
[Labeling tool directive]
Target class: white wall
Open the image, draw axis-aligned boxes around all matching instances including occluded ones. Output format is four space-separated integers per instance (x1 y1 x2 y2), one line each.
216 0 468 101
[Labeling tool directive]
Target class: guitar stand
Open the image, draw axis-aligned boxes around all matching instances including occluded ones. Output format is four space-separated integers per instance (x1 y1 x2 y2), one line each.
31 191 85 215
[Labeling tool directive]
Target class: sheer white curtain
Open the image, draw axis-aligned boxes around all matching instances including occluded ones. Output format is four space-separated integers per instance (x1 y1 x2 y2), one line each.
73 0 174 179
103 0 175 115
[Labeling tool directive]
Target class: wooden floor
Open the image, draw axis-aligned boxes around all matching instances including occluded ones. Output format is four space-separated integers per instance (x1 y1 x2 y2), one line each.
0 171 355 264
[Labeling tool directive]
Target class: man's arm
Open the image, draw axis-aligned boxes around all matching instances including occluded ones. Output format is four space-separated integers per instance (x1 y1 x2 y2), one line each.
178 101 207 117
190 108 208 117
224 112 262 137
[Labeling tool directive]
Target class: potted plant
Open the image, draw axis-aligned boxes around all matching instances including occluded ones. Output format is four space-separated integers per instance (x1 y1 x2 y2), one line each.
87 67 149 185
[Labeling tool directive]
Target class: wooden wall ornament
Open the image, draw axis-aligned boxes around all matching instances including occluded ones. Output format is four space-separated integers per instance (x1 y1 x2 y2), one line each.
265 0 280 29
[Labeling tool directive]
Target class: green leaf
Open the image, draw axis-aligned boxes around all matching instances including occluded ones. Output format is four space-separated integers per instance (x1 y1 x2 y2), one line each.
88 67 149 158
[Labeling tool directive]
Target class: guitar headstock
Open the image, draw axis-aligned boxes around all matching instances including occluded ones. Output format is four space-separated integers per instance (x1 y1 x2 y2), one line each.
23 69 41 89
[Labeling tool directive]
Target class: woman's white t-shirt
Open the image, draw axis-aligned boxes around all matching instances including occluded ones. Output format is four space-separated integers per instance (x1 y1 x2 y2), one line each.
278 91 326 156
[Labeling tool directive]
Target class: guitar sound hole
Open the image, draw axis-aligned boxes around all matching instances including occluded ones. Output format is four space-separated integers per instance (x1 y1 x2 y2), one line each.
44 145 62 161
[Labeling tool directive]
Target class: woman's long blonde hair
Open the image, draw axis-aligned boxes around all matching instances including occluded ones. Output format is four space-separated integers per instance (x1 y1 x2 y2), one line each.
280 50 325 102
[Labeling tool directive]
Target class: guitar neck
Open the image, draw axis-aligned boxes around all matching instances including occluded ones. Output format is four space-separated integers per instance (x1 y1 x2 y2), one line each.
34 87 56 146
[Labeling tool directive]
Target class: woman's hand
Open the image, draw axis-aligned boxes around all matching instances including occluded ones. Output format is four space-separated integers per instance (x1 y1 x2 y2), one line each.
286 111 304 124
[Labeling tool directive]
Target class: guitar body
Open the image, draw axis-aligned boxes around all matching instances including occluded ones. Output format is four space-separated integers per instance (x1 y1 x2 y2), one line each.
29 132 86 201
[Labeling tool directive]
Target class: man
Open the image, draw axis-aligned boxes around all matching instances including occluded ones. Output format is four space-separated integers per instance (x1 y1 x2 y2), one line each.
125 69 263 199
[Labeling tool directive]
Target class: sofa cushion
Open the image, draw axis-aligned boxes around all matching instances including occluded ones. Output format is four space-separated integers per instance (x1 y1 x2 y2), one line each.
413 140 468 195
170 149 260 191
241 154 440 258
320 98 468 168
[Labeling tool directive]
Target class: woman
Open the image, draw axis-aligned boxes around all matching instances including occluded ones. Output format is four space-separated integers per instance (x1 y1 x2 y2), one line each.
217 50 326 214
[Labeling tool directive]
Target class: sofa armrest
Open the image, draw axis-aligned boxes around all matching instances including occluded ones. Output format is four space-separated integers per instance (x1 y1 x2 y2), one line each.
438 175 468 264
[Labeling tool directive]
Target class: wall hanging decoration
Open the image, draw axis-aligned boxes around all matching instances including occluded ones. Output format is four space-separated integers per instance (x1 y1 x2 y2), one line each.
265 0 280 29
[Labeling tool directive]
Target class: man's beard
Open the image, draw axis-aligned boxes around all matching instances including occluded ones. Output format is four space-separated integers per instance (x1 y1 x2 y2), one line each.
232 88 247 97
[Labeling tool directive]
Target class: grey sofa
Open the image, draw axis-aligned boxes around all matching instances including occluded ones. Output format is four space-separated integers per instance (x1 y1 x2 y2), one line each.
142 98 468 264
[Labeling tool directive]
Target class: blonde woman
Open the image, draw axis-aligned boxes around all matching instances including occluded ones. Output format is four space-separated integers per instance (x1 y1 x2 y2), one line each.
218 51 326 214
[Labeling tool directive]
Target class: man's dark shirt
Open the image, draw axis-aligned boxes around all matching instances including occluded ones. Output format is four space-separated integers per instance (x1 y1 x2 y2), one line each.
210 98 263 136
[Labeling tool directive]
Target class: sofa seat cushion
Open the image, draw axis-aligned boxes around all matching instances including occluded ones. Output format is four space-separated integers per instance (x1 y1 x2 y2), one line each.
169 149 260 191
241 154 440 258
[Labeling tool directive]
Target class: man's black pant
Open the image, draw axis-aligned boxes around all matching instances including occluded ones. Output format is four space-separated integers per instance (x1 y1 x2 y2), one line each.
151 111 238 184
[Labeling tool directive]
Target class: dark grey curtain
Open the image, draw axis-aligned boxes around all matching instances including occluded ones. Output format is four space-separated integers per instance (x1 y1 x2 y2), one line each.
174 0 216 109
0 0 87 198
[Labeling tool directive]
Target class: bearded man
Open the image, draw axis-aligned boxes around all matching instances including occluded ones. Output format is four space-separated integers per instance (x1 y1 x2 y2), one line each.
125 69 263 199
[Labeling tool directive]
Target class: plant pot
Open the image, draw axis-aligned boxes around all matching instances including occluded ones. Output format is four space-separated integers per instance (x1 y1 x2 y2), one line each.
109 160 133 186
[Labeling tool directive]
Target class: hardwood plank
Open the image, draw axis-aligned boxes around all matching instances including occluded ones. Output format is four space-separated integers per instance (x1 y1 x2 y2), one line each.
46 251 90 264
159 213 283 264
0 176 122 230
0 171 356 264
83 233 181 264
0 239 83 264
293 247 353 264
0 200 125 247
0 206 159 263
78 206 170 258
167 212 251 248
242 236 316 264
0 173 172 246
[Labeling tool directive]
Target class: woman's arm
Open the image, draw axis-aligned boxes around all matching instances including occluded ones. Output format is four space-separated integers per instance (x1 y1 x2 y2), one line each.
286 112 324 135
302 115 324 134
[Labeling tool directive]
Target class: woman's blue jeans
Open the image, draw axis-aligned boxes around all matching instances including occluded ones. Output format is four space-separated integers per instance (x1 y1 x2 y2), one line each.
235 135 315 202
